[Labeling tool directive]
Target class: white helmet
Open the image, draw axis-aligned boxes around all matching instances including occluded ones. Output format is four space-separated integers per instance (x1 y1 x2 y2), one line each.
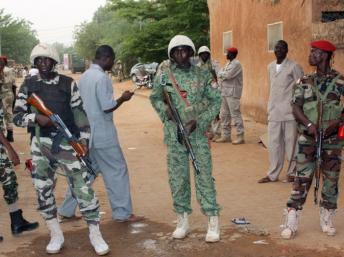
168 35 195 59
198 46 210 55
30 43 60 64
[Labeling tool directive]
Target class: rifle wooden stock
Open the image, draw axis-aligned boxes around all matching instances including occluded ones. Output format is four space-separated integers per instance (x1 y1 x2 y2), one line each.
70 141 87 157
27 93 53 116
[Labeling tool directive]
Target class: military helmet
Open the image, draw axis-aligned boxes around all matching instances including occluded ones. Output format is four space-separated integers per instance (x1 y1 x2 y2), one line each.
30 43 60 64
168 35 195 59
198 46 210 55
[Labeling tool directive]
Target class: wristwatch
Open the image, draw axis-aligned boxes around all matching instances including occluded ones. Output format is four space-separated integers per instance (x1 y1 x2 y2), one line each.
306 122 313 128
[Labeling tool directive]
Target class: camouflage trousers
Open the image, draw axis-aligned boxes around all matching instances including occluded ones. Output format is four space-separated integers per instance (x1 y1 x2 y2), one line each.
0 143 18 205
1 90 13 131
31 136 100 222
166 135 220 216
287 134 341 210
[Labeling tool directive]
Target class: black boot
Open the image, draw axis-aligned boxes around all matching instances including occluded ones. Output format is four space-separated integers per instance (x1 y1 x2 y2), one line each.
6 130 14 142
10 209 39 235
0 235 3 242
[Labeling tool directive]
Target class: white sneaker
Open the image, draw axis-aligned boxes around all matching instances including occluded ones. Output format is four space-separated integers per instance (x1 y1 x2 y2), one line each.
46 218 64 254
280 208 300 239
89 224 110 255
320 207 336 236
172 212 189 239
205 216 220 242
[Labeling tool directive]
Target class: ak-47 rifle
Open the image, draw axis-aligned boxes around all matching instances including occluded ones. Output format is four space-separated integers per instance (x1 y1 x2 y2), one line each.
163 90 201 175
314 102 323 205
27 93 96 176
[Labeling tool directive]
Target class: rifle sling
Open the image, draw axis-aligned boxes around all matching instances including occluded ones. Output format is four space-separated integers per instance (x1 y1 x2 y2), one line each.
168 70 191 107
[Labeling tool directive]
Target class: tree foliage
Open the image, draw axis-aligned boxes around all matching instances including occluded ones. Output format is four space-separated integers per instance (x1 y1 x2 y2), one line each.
73 0 209 73
0 9 39 64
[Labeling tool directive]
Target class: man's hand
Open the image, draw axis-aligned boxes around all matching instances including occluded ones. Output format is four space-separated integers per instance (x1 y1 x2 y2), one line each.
35 114 53 127
307 123 318 139
185 120 197 136
324 119 341 138
121 90 134 102
8 149 20 166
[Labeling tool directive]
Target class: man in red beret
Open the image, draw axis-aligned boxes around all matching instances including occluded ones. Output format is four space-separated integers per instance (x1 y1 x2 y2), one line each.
281 40 344 240
215 47 244 144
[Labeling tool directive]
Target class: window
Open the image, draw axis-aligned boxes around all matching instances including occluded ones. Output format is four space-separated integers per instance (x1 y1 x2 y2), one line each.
223 31 233 55
322 11 344 23
267 22 283 52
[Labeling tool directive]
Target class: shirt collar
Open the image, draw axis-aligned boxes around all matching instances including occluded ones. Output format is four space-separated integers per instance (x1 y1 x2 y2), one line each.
91 63 105 73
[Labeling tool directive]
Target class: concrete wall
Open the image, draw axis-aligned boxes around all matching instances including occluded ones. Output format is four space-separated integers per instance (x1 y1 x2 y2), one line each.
208 0 344 123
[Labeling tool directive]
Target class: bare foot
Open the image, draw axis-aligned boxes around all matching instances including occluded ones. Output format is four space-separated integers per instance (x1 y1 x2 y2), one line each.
115 214 145 223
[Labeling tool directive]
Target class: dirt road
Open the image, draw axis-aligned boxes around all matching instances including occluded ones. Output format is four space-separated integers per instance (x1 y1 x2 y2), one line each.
1 73 344 256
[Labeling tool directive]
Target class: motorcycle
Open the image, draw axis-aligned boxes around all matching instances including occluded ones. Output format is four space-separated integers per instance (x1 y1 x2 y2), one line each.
130 62 158 89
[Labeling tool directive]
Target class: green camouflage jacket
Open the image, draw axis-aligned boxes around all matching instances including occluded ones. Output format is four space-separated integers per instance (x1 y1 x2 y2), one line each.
150 61 221 144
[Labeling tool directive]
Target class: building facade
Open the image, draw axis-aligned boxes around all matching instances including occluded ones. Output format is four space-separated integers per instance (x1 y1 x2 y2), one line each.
208 0 344 123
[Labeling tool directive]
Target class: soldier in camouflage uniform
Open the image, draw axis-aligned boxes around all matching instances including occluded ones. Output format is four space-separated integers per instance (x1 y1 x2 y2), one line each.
281 40 344 239
14 43 109 255
0 101 39 242
150 35 221 242
196 46 221 141
0 56 15 142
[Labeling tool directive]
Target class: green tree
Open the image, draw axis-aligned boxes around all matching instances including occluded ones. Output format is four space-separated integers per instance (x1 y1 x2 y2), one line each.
73 0 210 74
0 9 39 64
110 0 210 62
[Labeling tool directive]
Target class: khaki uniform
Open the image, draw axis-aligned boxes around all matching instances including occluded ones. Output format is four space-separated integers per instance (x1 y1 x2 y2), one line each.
217 59 244 138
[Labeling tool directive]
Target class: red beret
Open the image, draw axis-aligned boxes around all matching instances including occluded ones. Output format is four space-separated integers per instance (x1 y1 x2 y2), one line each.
311 40 336 52
0 56 8 64
227 47 238 54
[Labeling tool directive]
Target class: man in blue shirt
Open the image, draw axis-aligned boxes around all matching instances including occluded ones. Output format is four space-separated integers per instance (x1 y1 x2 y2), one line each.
58 45 143 223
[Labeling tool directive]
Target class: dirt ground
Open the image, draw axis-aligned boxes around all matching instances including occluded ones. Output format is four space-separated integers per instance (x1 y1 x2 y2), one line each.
1 72 344 257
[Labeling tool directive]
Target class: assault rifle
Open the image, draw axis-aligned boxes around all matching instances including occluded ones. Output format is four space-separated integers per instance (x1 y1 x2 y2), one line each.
27 93 96 176
314 102 323 205
163 91 200 175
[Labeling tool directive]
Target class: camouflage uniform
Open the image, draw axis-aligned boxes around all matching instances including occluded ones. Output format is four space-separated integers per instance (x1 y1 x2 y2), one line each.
287 70 344 210
0 103 18 205
150 61 221 216
0 67 15 131
14 74 100 222
0 71 18 205
196 53 221 139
